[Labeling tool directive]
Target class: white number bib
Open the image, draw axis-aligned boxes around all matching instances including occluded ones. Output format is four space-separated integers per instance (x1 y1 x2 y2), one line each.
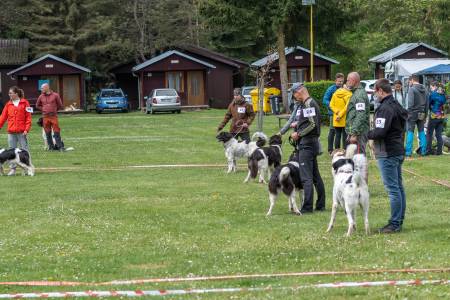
26 107 33 113
303 107 316 117
356 103 365 111
375 118 386 128
237 107 246 113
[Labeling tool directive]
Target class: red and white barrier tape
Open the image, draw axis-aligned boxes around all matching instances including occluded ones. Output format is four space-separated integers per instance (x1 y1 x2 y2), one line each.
0 279 447 298
1 267 448 287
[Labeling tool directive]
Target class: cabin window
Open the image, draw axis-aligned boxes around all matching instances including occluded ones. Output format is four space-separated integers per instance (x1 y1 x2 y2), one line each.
166 72 183 92
288 68 307 83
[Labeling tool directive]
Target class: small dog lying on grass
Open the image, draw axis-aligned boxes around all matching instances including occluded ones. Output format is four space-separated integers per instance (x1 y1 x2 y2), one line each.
0 148 35 176
327 144 369 236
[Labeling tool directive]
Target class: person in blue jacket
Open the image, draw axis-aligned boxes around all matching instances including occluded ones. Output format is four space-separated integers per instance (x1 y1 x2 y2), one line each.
426 82 447 155
322 73 344 154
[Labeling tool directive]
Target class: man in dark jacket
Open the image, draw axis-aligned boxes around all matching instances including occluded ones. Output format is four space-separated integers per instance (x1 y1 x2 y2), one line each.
368 79 408 233
405 74 427 157
322 73 344 154
291 83 325 213
217 88 255 142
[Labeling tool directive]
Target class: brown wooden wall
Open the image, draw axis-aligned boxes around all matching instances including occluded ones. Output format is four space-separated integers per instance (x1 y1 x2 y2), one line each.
0 67 20 107
14 58 84 76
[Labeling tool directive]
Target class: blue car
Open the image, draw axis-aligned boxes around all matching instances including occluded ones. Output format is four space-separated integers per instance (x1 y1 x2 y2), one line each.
96 89 129 113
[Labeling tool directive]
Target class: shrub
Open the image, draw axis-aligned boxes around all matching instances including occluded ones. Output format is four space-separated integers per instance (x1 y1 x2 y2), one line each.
304 80 334 122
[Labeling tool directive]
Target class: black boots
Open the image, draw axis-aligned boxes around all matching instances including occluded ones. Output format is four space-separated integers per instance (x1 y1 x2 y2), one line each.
53 132 65 152
46 132 56 150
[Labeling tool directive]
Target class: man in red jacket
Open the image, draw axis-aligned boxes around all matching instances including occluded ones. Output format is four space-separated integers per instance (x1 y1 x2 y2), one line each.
36 83 65 151
0 86 32 175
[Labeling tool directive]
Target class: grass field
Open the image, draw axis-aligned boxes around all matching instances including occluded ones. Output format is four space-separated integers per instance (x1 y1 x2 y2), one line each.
0 110 449 299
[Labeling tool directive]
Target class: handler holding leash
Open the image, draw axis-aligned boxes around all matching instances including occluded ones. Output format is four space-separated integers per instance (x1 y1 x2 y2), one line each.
290 83 325 213
217 88 255 142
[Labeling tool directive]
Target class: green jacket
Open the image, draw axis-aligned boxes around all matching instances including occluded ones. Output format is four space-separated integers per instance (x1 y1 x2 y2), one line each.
345 84 370 136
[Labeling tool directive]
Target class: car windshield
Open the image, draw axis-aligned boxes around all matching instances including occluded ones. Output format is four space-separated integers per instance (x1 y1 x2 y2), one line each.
156 90 177 96
242 88 254 95
101 90 123 97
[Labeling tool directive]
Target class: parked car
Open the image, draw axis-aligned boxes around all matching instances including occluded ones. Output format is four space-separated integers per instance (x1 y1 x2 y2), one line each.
96 88 129 113
145 88 181 114
241 86 256 104
360 79 393 111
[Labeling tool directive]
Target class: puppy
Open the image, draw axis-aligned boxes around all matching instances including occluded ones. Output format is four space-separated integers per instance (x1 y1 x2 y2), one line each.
244 134 283 184
266 152 303 216
0 148 35 176
327 144 369 236
216 131 267 173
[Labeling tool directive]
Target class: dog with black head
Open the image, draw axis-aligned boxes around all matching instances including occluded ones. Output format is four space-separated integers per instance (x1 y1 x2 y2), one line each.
0 148 35 176
244 134 283 184
266 151 303 216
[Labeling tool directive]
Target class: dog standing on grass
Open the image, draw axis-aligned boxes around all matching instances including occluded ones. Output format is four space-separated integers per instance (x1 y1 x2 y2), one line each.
266 152 303 216
244 134 283 184
0 148 35 176
327 144 369 236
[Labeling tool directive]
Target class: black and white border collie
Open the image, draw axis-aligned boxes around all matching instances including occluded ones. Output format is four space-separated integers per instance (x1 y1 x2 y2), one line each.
244 134 282 184
216 131 267 173
266 153 303 216
0 148 35 176
326 144 369 236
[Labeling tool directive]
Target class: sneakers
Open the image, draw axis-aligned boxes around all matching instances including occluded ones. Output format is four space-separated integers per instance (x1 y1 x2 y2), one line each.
7 169 16 176
378 223 401 234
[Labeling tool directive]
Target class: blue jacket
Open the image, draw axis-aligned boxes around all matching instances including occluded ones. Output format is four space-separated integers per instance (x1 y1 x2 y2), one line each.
428 91 447 118
322 84 339 116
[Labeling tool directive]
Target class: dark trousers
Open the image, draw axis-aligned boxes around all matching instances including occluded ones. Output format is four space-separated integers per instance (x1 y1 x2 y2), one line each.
334 127 347 149
426 118 444 155
327 116 335 152
232 131 250 143
297 143 325 211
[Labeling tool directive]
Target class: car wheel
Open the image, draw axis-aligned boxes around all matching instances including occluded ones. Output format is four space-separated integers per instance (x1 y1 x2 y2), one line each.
96 109 102 114
176 110 181 114
171 110 176 114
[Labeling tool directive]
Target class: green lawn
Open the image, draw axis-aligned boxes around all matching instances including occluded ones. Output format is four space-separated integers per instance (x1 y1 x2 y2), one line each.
0 110 449 298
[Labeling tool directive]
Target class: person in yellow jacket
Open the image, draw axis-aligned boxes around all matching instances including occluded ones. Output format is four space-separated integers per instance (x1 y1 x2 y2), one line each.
330 86 352 149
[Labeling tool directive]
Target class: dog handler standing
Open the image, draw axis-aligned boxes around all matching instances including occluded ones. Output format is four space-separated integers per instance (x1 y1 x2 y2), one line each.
290 83 325 213
368 79 408 233
217 88 255 143
0 86 32 175
36 83 65 151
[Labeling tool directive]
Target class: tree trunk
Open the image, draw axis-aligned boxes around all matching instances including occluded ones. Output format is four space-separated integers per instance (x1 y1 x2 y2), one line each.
277 26 290 113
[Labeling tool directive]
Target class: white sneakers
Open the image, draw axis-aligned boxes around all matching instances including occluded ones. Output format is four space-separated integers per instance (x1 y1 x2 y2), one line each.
7 169 16 176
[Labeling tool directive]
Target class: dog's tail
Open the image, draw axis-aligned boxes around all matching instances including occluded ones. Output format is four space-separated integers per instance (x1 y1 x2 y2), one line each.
252 132 267 147
280 166 294 195
351 171 364 187
248 149 265 179
345 143 358 159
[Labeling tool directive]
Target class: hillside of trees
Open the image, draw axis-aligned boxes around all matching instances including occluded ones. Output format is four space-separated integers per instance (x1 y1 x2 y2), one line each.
1 0 449 84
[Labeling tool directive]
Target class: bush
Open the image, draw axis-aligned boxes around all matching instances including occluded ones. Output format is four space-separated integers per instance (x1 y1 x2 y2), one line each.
304 80 334 123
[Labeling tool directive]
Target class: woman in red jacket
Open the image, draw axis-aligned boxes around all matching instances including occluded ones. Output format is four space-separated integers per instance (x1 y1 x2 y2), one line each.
0 86 32 175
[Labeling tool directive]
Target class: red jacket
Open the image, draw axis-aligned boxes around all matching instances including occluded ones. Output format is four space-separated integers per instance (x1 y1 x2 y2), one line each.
36 91 63 116
0 99 32 133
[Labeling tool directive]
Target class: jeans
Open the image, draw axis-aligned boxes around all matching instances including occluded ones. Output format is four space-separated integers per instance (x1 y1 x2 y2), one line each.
8 133 29 169
377 155 406 229
426 118 444 155
327 116 335 152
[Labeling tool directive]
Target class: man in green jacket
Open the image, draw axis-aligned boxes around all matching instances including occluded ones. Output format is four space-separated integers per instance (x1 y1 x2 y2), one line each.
345 72 370 154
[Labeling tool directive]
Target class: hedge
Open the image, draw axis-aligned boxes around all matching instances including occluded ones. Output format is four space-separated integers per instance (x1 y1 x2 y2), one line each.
304 80 334 123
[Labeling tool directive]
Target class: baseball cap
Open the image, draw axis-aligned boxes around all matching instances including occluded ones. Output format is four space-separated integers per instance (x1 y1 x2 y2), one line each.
291 82 304 93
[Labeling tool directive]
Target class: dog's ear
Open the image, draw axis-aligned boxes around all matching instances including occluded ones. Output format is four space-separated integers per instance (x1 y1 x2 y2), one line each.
37 117 43 127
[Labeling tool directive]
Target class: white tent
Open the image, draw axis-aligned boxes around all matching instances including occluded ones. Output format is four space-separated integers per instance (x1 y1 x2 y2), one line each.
395 58 450 77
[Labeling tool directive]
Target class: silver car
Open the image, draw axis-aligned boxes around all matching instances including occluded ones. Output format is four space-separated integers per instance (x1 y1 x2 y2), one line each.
145 88 181 114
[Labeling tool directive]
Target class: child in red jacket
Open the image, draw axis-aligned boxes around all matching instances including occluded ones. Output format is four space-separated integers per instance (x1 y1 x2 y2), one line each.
0 86 32 175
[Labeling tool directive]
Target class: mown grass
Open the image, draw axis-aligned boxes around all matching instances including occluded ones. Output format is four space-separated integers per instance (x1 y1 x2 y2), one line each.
0 110 448 298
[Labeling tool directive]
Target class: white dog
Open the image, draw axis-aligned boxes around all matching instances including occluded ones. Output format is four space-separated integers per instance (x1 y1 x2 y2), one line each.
216 131 267 173
327 144 370 236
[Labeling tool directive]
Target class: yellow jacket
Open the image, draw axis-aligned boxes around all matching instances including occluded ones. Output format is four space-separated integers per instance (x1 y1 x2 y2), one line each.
330 88 352 127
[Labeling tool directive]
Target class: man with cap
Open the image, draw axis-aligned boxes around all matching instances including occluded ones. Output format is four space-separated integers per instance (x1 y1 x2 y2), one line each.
290 83 325 213
217 88 255 142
